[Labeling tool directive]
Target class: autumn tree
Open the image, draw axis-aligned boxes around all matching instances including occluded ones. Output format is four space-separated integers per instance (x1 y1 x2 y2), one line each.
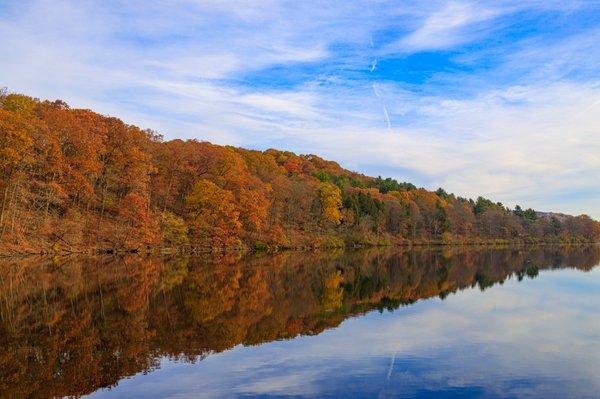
159 211 189 246
185 180 241 248
118 191 157 246
1 90 599 254
319 182 343 225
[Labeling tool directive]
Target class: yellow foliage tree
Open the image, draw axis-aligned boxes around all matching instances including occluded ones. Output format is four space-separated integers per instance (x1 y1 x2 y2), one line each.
185 180 241 248
319 182 343 225
321 270 344 311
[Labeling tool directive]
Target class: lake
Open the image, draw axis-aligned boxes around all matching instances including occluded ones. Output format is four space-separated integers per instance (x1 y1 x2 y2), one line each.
0 246 599 398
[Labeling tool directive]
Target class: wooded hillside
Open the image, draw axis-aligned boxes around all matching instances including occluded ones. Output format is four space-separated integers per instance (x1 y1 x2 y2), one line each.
1 92 599 254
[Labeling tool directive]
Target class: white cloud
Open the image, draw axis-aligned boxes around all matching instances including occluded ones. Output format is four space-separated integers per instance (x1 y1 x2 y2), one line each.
0 0 599 218
390 2 500 52
85 267 600 398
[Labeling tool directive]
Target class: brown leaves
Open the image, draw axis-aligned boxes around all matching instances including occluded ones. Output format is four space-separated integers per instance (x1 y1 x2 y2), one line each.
1 91 599 254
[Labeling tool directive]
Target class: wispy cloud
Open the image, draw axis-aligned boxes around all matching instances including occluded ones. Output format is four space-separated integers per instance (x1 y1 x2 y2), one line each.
86 268 600 398
388 1 500 53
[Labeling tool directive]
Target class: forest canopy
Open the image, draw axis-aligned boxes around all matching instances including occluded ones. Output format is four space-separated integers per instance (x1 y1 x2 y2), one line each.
0 91 599 254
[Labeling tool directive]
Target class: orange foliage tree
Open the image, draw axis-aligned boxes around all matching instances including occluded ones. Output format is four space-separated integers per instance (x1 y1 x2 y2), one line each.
0 90 599 254
185 180 242 248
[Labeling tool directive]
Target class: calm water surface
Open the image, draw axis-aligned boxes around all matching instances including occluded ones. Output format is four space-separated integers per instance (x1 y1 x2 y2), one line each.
1 246 599 398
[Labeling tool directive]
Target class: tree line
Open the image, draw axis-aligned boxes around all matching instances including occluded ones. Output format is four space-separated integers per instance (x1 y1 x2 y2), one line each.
1 91 599 254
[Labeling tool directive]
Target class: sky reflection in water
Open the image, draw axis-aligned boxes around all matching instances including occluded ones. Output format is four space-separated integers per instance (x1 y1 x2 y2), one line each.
83 249 600 399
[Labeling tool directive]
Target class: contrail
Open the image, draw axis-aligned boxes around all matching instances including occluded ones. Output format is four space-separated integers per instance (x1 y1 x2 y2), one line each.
372 83 392 131
370 59 378 72
369 35 392 132
381 104 392 131
378 350 399 399
372 82 381 97
386 350 397 379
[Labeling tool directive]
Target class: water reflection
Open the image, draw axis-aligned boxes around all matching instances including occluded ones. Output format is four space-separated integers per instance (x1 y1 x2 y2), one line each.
0 246 599 398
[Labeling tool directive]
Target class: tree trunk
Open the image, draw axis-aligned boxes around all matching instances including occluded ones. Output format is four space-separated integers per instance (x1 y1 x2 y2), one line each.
0 183 10 238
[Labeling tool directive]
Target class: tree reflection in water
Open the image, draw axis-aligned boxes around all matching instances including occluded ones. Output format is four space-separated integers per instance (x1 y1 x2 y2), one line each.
0 246 598 398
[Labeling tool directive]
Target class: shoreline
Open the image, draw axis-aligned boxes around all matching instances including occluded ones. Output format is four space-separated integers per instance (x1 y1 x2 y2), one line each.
2 240 598 259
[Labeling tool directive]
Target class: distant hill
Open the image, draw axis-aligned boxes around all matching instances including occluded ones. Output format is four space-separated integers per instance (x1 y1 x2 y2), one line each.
1 91 599 255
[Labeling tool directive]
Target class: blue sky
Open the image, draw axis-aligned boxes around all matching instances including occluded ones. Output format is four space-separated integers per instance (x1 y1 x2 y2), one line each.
88 267 600 398
1 1 599 218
